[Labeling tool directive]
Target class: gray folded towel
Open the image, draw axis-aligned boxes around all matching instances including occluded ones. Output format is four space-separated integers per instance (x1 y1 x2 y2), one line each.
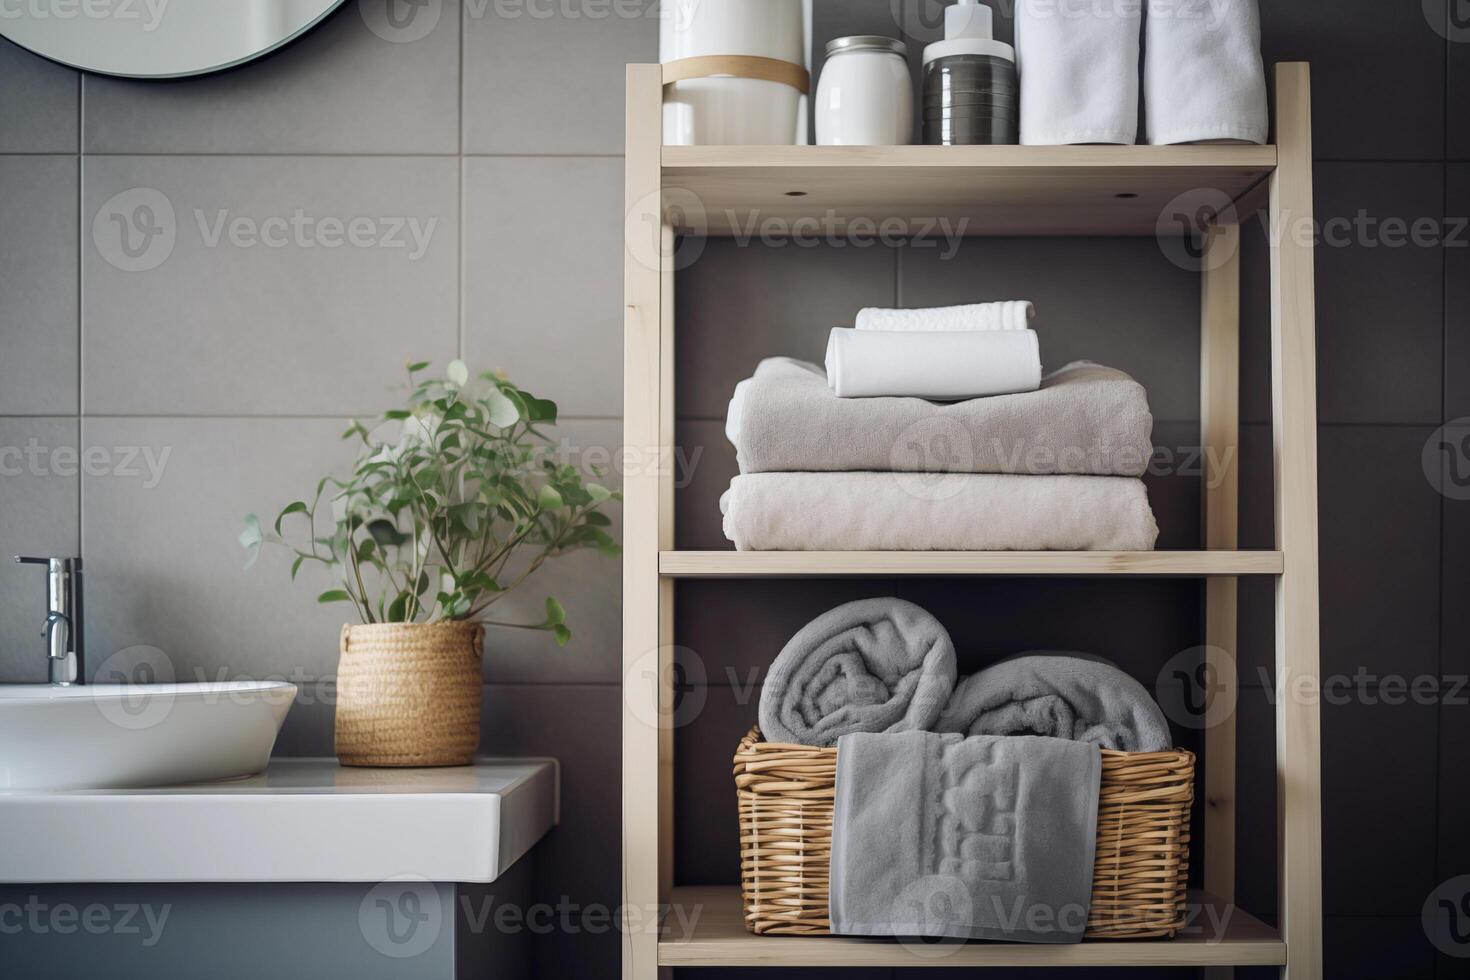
727 358 1153 477
831 730 1100 943
758 598 958 747
937 653 1173 753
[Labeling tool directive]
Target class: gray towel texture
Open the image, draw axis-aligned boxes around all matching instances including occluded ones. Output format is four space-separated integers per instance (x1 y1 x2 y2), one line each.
937 653 1173 753
830 730 1101 943
720 472 1159 552
758 598 958 747
727 358 1153 477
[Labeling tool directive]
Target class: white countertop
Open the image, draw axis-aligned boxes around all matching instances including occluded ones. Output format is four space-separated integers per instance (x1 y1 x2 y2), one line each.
0 758 558 884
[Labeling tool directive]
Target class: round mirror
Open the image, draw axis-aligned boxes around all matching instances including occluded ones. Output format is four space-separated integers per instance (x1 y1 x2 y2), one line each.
0 0 348 79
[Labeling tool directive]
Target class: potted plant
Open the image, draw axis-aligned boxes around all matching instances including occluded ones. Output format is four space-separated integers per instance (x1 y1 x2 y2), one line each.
241 360 621 767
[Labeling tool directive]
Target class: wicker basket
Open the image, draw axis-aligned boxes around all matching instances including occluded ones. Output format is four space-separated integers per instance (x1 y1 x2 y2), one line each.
734 727 1194 939
335 621 484 767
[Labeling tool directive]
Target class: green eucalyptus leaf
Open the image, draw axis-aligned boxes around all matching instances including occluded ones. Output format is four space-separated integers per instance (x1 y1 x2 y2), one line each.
537 484 564 510
387 592 411 623
552 623 571 646
274 501 308 535
545 596 567 625
407 360 431 373
318 589 352 604
483 388 521 429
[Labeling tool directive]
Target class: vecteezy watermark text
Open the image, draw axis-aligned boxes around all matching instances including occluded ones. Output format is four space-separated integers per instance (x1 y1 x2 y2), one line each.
0 440 170 488
0 897 171 947
0 0 168 31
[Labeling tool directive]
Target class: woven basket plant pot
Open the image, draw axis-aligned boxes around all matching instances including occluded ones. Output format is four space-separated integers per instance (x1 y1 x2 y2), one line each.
335 621 484 767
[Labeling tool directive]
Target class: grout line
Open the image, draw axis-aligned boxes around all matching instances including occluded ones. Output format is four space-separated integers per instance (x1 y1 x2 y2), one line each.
76 73 84 559
64 151 624 159
2 412 625 421
457 0 465 361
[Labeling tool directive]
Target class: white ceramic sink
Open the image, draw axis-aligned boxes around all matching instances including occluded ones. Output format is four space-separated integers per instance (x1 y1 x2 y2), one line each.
0 681 296 790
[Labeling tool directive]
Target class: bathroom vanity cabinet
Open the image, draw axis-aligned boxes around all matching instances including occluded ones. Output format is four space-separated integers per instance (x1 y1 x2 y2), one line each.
621 63 1321 978
0 759 557 979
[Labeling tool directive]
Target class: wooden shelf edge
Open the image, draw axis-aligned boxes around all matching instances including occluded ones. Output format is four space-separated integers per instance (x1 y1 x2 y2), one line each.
662 143 1279 171
657 886 1285 969
659 551 1285 578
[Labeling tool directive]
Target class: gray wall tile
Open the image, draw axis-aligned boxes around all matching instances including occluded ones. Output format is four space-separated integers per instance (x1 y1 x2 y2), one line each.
82 1 460 154
81 417 360 682
1260 0 1445 160
82 155 459 416
0 155 78 415
899 239 1201 423
461 0 657 155
1319 426 1442 681
675 241 897 420
462 156 624 418
0 417 80 683
1452 1 1470 159
1322 694 1439 916
1447 165 1470 420
478 683 619 979
0 39 78 152
1313 163 1445 425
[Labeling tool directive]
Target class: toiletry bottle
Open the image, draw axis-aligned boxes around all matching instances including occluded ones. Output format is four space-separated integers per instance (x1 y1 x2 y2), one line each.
921 0 1017 145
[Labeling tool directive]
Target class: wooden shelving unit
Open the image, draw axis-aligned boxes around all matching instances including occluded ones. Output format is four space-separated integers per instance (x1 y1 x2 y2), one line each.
623 62 1322 978
659 550 1286 578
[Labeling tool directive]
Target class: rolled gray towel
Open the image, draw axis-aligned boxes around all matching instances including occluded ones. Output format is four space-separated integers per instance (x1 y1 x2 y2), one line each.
759 598 958 747
936 653 1172 753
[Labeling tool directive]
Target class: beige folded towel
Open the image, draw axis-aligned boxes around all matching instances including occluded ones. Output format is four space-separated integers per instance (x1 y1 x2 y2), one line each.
720 472 1158 552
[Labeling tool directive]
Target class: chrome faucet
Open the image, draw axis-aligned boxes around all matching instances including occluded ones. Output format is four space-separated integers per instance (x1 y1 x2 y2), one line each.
14 556 84 686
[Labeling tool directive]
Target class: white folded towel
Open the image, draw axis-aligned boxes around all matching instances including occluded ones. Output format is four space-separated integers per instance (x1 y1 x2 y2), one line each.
824 328 1042 400
1016 0 1142 145
1144 0 1267 145
720 472 1159 552
855 301 1035 332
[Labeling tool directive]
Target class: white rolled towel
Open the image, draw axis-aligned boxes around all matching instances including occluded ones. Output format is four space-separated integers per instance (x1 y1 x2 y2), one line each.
1016 0 1142 145
1144 0 1267 145
825 328 1042 400
855 301 1034 332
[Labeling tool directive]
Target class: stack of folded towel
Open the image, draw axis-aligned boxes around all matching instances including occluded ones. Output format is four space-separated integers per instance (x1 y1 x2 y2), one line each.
722 301 1160 552
758 598 1175 944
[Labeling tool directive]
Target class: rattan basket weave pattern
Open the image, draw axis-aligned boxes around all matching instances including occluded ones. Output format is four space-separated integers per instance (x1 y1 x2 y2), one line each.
335 621 484 767
734 727 1194 940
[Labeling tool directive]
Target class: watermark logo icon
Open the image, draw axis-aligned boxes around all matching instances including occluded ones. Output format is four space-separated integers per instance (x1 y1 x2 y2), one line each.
361 0 442 43
91 645 177 730
93 187 176 273
623 645 707 731
893 874 973 959
889 417 976 502
360 876 443 958
1423 418 1470 501
1425 0 1470 43
1155 645 1237 731
1156 187 1238 272
1424 875 1470 957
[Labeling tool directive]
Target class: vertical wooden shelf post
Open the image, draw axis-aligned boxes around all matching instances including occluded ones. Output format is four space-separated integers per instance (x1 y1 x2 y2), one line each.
622 62 670 980
1202 220 1241 980
1269 61 1324 980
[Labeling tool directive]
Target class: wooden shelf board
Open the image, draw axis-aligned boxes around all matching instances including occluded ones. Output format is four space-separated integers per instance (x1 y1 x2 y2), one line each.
662 144 1277 237
659 550 1285 578
658 886 1285 969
